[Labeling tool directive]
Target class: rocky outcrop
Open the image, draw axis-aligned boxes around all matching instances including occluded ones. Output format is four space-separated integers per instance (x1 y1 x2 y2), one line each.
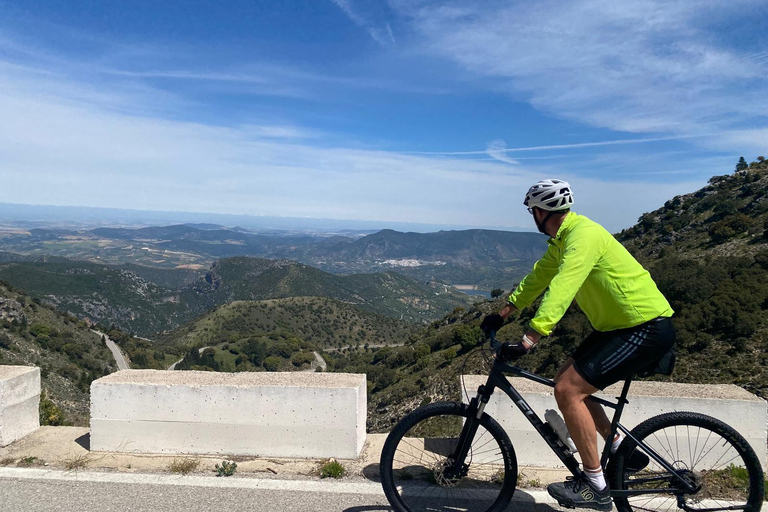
0 298 26 324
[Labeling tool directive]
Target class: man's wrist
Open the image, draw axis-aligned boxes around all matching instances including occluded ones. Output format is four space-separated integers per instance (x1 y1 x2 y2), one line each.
522 329 542 349
521 334 536 350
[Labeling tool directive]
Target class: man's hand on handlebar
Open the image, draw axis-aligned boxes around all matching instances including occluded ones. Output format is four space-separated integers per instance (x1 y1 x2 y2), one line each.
480 303 518 336
495 331 541 362
498 342 528 362
480 313 505 336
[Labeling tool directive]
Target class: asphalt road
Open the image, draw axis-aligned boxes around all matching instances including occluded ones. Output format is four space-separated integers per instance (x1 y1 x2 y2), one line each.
92 329 129 370
0 468 558 512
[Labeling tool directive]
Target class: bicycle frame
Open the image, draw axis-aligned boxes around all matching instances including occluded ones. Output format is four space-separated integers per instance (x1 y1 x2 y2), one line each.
451 354 699 499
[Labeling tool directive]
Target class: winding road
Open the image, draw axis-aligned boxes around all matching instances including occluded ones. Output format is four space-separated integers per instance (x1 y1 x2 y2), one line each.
92 330 129 371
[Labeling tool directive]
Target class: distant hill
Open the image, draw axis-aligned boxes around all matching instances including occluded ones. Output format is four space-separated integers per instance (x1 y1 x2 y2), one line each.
177 257 471 325
0 257 471 335
0 281 117 426
0 224 546 289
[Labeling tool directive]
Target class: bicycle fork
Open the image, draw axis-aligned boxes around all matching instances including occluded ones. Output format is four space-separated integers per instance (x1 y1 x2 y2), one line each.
443 384 494 479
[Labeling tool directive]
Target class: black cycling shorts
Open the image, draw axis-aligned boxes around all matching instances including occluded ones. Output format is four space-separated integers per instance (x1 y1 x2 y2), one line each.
572 317 676 390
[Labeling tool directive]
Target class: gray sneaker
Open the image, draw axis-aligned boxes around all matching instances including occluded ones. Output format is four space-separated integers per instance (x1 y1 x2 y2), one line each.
547 476 612 511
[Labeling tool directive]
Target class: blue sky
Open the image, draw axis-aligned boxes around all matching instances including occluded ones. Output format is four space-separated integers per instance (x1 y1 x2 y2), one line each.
0 0 766 232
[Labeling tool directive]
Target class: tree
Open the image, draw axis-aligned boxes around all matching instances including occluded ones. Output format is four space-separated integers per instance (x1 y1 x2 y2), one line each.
735 157 748 172
263 356 283 372
490 288 505 298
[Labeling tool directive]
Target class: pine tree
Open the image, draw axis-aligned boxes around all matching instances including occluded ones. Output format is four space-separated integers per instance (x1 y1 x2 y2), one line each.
736 156 748 172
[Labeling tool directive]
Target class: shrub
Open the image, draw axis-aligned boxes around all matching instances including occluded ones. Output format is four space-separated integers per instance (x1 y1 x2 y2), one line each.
39 389 66 426
291 351 315 367
168 458 200 475
263 355 284 372
215 460 237 477
320 459 346 479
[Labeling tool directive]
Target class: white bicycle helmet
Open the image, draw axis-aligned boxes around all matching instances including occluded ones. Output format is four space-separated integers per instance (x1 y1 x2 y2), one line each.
524 179 574 211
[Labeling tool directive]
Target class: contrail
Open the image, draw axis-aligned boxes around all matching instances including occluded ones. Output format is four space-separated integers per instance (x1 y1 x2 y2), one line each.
406 134 706 155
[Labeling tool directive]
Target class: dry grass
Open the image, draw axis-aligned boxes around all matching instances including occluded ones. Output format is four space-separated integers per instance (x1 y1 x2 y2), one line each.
168 457 201 475
61 453 91 471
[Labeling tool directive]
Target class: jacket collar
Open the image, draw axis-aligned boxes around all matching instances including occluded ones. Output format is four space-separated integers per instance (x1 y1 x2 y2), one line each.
548 211 576 246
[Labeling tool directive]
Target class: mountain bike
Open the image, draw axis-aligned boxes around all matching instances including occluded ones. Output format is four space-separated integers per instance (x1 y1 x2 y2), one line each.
379 332 765 512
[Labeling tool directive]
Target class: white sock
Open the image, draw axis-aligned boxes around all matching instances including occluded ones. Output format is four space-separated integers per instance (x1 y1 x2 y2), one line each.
584 466 607 491
611 432 624 454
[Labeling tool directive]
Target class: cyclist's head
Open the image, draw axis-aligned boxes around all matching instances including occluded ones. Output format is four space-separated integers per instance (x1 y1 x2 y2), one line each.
523 179 574 212
524 179 573 235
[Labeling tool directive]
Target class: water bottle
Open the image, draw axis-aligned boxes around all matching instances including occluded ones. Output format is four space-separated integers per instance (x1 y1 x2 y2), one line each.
545 409 578 453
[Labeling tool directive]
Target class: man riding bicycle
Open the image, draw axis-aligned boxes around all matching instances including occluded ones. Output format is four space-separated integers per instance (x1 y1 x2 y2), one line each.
481 179 676 511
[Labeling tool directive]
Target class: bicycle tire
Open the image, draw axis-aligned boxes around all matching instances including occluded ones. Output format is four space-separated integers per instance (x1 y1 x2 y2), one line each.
610 411 765 512
380 401 517 512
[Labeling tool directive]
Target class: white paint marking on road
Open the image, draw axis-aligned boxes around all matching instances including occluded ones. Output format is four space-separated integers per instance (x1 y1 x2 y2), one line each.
0 467 558 505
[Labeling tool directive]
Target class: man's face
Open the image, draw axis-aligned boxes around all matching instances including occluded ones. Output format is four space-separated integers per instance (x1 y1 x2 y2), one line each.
531 207 548 234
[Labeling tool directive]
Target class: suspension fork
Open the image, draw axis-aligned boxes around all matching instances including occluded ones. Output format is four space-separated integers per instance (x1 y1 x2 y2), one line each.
445 383 495 478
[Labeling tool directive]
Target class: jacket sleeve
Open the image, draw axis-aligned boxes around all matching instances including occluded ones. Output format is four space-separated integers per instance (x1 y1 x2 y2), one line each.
528 227 604 336
508 243 560 309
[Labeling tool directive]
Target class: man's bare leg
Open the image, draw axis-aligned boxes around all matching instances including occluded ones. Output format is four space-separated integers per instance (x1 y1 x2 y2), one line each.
556 359 611 441
548 363 612 509
554 365 602 470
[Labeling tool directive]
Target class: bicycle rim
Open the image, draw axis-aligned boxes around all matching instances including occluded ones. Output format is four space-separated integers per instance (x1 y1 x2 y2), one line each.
381 402 516 512
612 412 765 512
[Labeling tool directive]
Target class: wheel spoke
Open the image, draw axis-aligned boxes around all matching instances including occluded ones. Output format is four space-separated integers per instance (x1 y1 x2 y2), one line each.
381 403 515 512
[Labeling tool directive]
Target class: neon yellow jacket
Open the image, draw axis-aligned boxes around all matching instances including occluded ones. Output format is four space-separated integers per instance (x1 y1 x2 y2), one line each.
508 212 673 336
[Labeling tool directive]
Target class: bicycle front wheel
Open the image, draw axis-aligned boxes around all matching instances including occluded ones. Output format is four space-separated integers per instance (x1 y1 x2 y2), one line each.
610 412 765 512
379 401 517 512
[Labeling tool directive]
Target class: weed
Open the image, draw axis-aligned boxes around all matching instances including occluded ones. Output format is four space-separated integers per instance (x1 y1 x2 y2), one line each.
17 456 42 467
215 460 237 477
168 457 200 475
320 459 346 479
62 454 90 471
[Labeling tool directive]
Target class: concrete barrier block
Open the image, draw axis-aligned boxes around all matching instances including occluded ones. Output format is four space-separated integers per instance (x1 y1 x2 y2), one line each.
0 366 40 446
91 370 367 459
462 376 768 470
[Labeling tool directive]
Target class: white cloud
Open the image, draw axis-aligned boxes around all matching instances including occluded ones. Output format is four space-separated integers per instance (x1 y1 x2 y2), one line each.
330 0 396 48
0 58 697 232
393 0 768 152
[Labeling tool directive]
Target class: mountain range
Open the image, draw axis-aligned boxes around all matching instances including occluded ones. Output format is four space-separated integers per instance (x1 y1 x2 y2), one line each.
0 224 548 289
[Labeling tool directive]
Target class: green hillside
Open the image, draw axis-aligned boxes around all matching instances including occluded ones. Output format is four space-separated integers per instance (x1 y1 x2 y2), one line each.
0 257 471 336
156 296 418 373
179 257 471 324
619 157 768 259
0 260 185 335
0 281 118 426
160 296 417 351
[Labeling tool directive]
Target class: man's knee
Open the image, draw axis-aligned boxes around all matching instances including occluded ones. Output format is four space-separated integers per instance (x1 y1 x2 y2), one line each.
554 366 597 408
554 380 576 408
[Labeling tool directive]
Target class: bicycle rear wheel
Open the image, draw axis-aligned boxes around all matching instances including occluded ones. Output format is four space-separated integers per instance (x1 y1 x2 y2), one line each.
379 401 517 512
610 412 765 512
